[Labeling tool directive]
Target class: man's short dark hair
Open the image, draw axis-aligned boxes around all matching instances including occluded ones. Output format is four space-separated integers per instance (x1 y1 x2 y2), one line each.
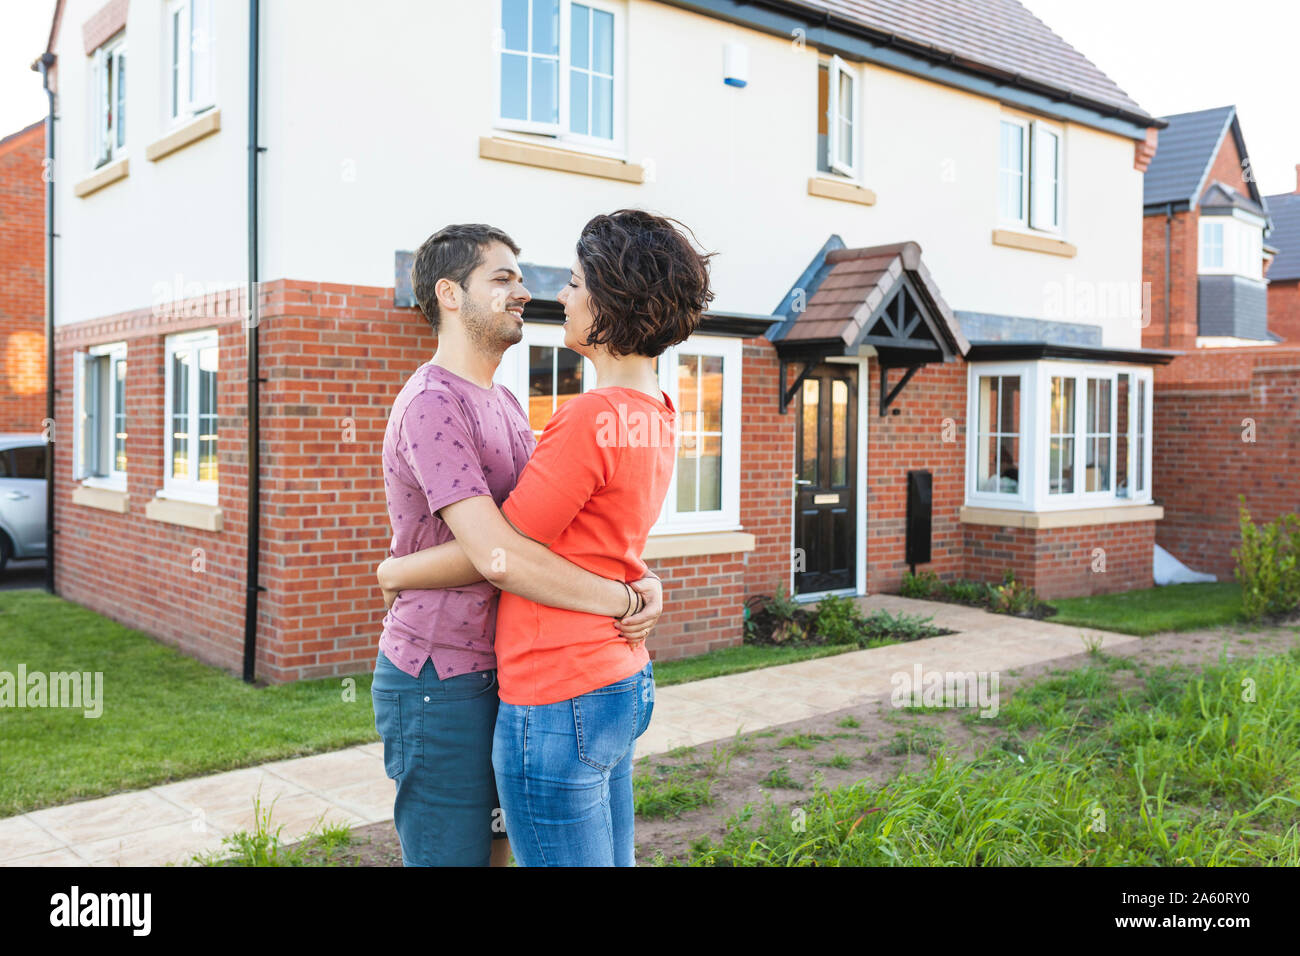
411 224 521 334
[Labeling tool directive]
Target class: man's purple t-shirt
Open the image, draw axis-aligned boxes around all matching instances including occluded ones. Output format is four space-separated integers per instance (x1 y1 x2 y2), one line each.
379 362 537 679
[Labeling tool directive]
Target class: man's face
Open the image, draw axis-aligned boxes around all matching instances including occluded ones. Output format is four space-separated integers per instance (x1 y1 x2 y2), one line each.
458 241 530 348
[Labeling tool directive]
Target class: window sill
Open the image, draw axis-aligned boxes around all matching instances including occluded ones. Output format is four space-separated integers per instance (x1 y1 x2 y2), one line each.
991 228 1076 258
807 176 876 206
71 484 129 514
642 530 756 560
960 503 1163 529
145 495 223 532
146 109 221 162
479 136 643 183
73 157 128 198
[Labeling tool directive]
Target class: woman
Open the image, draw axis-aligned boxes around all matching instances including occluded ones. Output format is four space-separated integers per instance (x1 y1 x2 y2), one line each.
378 209 713 865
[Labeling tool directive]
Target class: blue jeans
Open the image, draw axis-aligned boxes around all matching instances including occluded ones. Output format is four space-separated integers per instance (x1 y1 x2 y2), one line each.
370 650 504 866
492 662 655 867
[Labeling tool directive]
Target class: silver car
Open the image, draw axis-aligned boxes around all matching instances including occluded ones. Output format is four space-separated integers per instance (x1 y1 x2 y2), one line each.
0 434 49 574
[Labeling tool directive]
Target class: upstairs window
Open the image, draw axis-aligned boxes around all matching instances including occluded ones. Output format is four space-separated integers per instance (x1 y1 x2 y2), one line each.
1201 221 1224 268
1199 216 1264 280
999 117 1062 233
816 56 859 178
91 34 127 168
498 0 622 149
166 0 215 126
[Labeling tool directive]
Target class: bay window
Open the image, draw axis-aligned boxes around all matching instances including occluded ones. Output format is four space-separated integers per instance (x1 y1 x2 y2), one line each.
1199 215 1264 280
164 329 219 503
497 0 624 150
967 361 1152 510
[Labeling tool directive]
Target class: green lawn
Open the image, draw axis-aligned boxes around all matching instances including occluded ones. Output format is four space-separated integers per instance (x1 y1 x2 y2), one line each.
1046 582 1245 635
0 590 379 817
0 589 881 815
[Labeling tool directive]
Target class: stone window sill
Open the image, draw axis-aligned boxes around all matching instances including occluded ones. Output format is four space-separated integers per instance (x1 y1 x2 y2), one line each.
71 484 129 514
479 136 644 183
807 176 876 206
642 530 756 560
145 496 223 532
991 228 1077 258
146 109 221 162
73 157 128 198
960 504 1163 530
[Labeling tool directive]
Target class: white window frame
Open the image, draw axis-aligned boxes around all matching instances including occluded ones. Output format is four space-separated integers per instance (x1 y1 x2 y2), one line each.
91 34 127 169
998 118 1029 228
998 116 1064 235
162 328 219 505
164 0 215 129
966 365 1029 507
1199 213 1265 280
826 55 859 179
493 0 627 156
966 361 1154 512
73 342 128 490
494 325 742 534
1029 119 1063 233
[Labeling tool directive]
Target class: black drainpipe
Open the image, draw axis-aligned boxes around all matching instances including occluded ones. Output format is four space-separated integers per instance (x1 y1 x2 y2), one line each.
243 0 264 683
35 52 56 595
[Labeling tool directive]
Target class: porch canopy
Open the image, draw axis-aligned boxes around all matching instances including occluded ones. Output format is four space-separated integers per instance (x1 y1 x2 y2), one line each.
767 241 971 415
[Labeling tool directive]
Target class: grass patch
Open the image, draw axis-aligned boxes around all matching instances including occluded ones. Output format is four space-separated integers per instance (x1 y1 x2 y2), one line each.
760 766 803 790
0 590 380 816
190 793 355 867
1048 582 1245 635
634 736 745 819
689 647 1300 866
651 643 862 687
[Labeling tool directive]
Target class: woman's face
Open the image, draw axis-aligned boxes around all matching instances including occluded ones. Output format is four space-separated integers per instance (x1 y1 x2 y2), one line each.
557 258 596 357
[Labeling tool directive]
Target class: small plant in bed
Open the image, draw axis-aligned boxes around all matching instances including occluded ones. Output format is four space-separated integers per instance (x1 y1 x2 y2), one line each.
899 569 1055 620
744 590 951 648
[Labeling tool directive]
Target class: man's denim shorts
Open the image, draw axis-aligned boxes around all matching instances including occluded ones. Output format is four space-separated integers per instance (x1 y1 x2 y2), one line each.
371 649 505 866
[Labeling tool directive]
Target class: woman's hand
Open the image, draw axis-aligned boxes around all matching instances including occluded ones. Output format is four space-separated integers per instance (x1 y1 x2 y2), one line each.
615 574 662 650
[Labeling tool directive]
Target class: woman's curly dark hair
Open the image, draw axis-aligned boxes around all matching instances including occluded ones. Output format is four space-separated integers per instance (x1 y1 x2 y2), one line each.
574 209 715 357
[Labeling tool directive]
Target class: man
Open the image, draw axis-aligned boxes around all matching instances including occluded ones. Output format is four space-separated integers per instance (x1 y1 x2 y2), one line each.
371 223 661 867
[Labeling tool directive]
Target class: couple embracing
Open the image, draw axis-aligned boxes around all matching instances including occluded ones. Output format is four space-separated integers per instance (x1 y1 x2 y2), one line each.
371 210 713 867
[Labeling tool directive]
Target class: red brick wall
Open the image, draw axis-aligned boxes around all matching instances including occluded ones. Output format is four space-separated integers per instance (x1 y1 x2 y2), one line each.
865 360 967 593
1204 129 1254 200
0 121 47 434
1141 208 1199 350
964 520 1155 598
1269 279 1300 343
1153 346 1300 579
52 281 788 680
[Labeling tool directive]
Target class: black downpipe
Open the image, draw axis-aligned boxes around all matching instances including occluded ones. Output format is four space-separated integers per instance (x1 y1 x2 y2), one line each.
36 53 56 595
243 0 264 683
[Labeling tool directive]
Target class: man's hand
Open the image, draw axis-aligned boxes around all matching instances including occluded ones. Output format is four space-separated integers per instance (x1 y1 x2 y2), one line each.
377 557 400 611
615 573 662 650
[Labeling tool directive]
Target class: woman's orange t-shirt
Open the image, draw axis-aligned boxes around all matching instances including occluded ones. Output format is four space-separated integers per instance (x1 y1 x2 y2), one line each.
496 386 677 705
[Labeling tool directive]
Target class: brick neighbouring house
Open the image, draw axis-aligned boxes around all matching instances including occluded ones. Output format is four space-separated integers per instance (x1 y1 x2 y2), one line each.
42 0 1172 683
0 119 47 435
1142 107 1300 580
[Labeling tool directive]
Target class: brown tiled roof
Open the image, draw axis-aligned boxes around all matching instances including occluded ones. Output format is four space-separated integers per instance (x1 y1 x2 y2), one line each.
781 241 970 357
798 0 1150 121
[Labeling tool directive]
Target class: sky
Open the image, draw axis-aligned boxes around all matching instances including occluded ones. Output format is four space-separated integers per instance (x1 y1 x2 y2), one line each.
1 0 1297 194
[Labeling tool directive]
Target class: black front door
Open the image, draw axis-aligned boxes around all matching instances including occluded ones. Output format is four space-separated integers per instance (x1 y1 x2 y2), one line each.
794 364 858 594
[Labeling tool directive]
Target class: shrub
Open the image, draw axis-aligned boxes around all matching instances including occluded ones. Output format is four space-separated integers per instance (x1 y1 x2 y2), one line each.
900 570 941 598
987 570 1040 616
812 593 865 645
943 579 989 606
1233 497 1300 621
